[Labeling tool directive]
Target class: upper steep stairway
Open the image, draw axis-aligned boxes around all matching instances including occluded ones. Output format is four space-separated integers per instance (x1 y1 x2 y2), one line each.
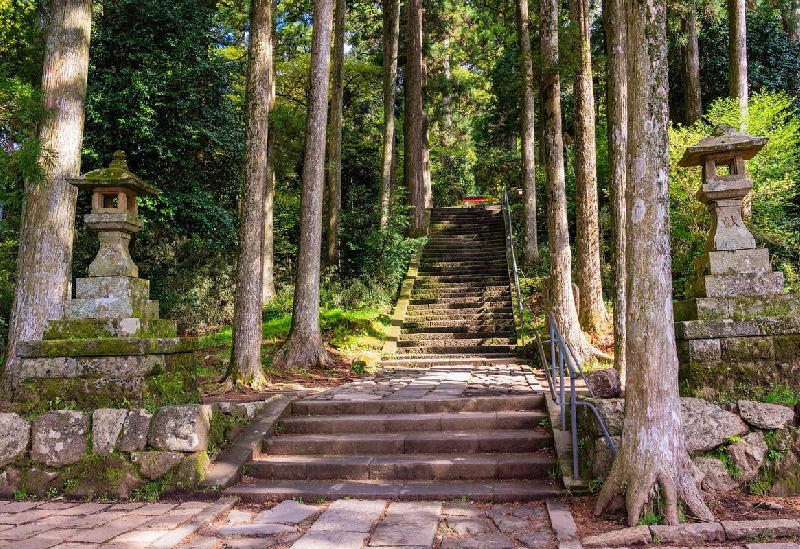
391 206 517 362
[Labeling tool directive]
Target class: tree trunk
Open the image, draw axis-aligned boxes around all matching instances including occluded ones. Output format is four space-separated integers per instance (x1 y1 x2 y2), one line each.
263 0 278 304
728 0 748 129
404 0 431 237
593 0 714 524
786 1 800 42
442 35 453 133
262 129 277 303
230 0 274 388
326 0 345 267
683 0 702 125
540 0 594 364
604 0 628 382
380 0 400 229
517 0 539 265
3 0 91 391
571 0 610 335
273 0 334 369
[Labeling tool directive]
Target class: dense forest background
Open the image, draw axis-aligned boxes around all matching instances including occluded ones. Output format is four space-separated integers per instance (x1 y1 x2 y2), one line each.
0 0 799 349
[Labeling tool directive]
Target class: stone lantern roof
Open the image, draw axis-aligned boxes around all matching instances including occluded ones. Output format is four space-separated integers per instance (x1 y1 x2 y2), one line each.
678 124 768 167
70 151 160 196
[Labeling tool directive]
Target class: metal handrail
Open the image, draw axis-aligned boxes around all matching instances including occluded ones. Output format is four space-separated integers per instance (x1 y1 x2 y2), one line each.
501 188 525 346
537 312 617 479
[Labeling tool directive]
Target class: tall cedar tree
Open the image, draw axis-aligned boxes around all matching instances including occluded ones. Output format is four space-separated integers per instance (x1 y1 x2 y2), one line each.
571 0 610 335
4 0 91 391
683 0 702 125
325 0 345 267
517 0 539 264
593 0 714 523
604 0 628 381
729 0 748 126
540 0 596 364
230 0 274 388
380 0 400 228
273 0 335 368
405 0 432 236
263 5 278 304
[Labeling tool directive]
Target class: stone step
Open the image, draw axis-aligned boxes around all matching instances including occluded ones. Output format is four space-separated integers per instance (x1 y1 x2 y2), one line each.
415 275 509 284
409 296 512 305
289 394 544 416
418 261 507 269
398 332 516 347
396 344 517 355
263 430 552 456
226 480 562 502
408 297 512 313
280 410 547 434
401 322 515 332
247 453 557 481
399 331 514 342
379 355 525 367
411 289 511 299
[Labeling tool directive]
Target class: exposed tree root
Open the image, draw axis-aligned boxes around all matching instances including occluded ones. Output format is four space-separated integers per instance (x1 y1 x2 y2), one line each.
594 451 714 526
273 330 331 370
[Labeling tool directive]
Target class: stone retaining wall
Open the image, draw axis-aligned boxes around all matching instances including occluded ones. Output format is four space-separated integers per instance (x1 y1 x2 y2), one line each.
0 400 269 499
578 396 800 496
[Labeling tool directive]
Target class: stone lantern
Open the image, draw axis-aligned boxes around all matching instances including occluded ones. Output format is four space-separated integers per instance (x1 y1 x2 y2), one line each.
16 151 199 407
677 125 783 297
678 124 765 254
674 125 800 397
71 150 159 278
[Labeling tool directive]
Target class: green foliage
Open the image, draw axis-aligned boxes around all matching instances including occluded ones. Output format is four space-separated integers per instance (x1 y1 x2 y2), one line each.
763 385 800 406
669 91 800 298
637 511 663 526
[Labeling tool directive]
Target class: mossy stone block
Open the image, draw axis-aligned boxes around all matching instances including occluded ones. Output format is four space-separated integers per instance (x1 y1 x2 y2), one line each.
17 337 200 358
722 337 774 362
62 454 144 499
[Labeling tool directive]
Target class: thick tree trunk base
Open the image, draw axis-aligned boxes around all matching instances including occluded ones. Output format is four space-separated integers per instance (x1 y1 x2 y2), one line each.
273 331 330 369
594 449 713 526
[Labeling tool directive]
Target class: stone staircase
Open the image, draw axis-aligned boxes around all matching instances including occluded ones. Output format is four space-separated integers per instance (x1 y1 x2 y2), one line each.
387 206 518 366
223 207 562 503
228 371 560 502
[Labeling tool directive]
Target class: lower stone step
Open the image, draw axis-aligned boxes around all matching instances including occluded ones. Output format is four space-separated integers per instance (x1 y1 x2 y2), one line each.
280 410 548 434
226 479 563 502
263 430 552 455
379 355 524 367
289 394 544 416
246 453 557 481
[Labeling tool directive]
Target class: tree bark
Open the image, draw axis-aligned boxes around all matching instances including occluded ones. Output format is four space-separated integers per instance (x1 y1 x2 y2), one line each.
540 0 594 364
593 0 714 524
262 128 277 303
728 0 748 129
404 0 431 237
786 1 800 42
380 0 400 229
3 0 91 391
230 0 274 388
273 0 334 368
326 0 345 267
604 0 628 382
683 0 702 125
263 0 278 304
571 0 610 335
517 0 539 264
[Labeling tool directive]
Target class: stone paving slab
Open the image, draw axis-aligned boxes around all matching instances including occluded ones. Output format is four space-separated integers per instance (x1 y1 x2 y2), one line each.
369 501 441 547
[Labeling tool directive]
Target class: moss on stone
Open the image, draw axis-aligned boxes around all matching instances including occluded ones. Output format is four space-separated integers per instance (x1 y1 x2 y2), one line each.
62 455 144 499
21 337 200 358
